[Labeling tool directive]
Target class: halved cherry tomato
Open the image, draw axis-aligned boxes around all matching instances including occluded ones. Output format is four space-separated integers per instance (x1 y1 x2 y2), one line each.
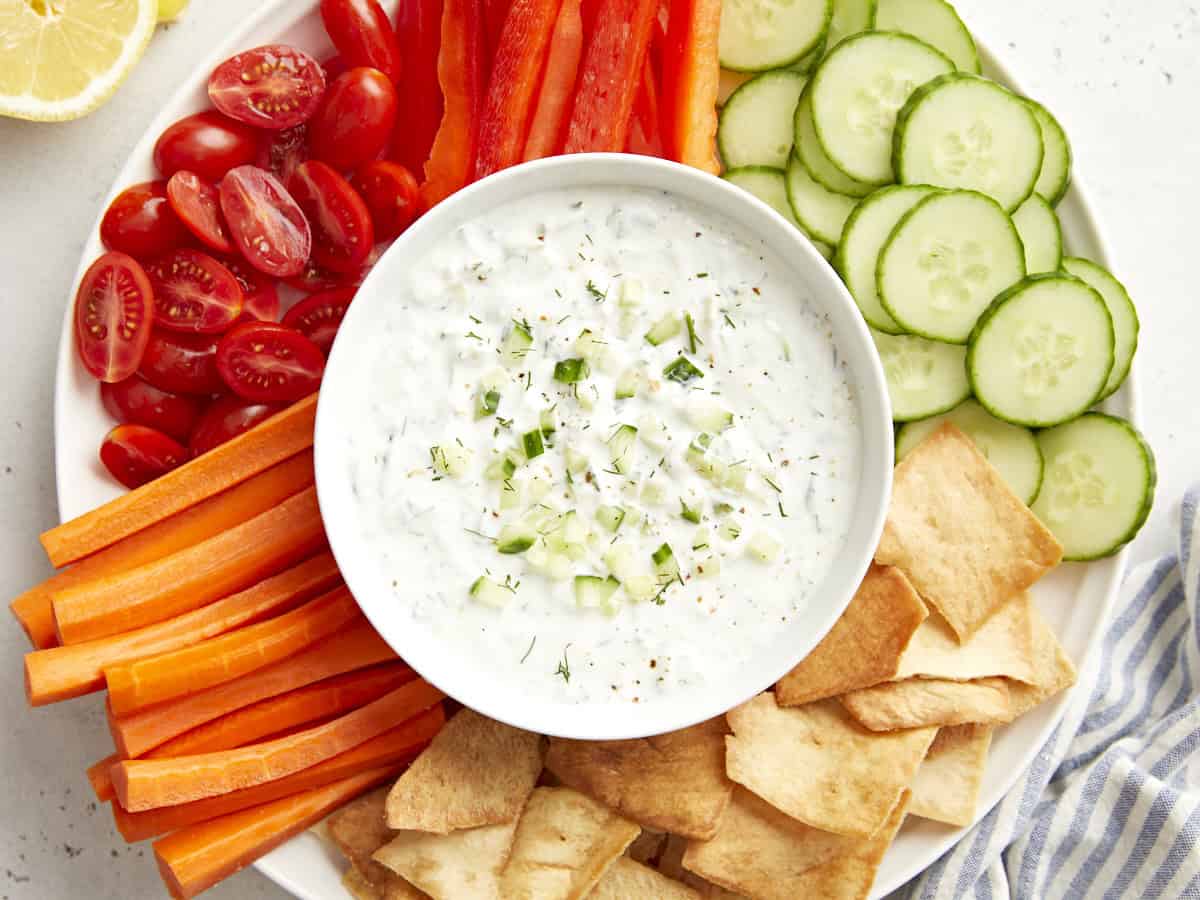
219 165 311 277
74 252 154 383
216 322 325 403
308 68 398 172
218 253 281 321
100 181 190 260
153 111 260 183
100 424 189 489
350 160 421 241
166 171 233 253
101 377 201 443
145 249 244 333
255 124 309 185
139 330 225 395
288 160 374 273
281 287 355 355
189 395 281 456
319 0 403 83
208 44 327 130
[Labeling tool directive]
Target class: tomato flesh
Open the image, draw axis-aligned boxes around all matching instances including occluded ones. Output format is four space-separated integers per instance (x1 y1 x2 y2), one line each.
319 0 403 83
219 165 312 278
146 248 244 333
74 252 154 383
101 377 201 443
189 395 281 456
283 257 366 293
216 322 325 403
288 160 374 274
255 124 309 185
281 287 355 355
309 67 398 172
350 160 421 241
218 253 281 322
167 171 234 253
139 330 225 396
100 424 189 489
100 181 190 260
153 111 260 183
208 44 327 130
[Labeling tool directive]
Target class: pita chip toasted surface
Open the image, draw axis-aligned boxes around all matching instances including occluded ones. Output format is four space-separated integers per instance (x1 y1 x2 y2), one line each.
545 717 733 839
329 788 430 899
1004 604 1078 719
385 708 543 833
776 565 928 706
342 866 430 900
840 677 1013 731
590 856 701 900
658 835 747 899
499 786 640 900
625 829 668 865
725 694 934 837
895 595 1037 683
372 820 517 900
909 725 994 827
875 425 1063 641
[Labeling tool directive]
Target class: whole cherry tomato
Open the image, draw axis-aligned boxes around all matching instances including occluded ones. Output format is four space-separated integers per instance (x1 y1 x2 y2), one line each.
216 322 325 403
321 54 349 82
101 377 201 443
100 424 189 489
308 67 397 173
218 254 281 321
145 248 244 333
99 181 190 260
255 124 309 186
350 160 421 241
281 287 355 355
218 165 311 278
319 0 402 83
189 395 281 456
74 252 154 383
139 330 225 395
166 171 233 253
287 160 374 273
208 44 326 130
153 111 259 182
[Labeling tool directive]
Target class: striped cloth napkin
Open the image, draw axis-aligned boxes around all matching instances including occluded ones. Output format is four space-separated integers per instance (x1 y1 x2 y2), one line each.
896 487 1200 900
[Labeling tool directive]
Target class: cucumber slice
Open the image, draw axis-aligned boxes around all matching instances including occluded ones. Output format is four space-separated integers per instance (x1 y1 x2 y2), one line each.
607 424 638 475
785 152 858 245
894 73 1044 212
836 184 938 333
1028 99 1072 206
826 0 877 49
896 398 1043 503
720 71 808 169
1031 413 1155 560
789 38 828 74
1011 194 1063 274
968 274 1114 427
878 190 1026 343
1060 257 1139 401
469 577 514 608
522 429 545 460
645 313 682 346
574 575 622 612
553 357 590 383
496 522 537 554
875 0 980 73
793 87 875 198
871 327 970 421
500 320 533 366
810 32 954 185
719 0 832 72
723 166 803 229
718 69 755 106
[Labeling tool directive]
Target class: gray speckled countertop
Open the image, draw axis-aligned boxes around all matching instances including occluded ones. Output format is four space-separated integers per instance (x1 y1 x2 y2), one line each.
1 1 1197 897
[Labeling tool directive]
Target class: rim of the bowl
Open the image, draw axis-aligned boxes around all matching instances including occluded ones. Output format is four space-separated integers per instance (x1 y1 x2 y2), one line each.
313 152 894 740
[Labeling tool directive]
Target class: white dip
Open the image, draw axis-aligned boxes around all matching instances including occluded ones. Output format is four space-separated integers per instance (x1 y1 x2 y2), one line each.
345 185 861 705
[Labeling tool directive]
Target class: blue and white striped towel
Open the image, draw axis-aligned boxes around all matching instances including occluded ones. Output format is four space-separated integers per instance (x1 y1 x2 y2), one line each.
895 488 1200 900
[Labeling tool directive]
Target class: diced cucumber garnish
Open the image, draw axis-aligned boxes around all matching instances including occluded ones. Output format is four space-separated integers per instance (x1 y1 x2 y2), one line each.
522 429 545 460
499 478 521 510
484 453 518 481
475 389 500 418
615 366 643 399
575 328 608 363
637 415 671 452
645 313 682 346
696 555 721 578
625 574 658 602
574 575 622 613
496 522 537 554
718 520 742 541
680 500 702 524
501 320 533 366
686 432 713 467
553 358 590 383
663 356 705 383
686 397 734 432
604 542 638 581
564 447 589 475
692 527 711 550
596 505 626 532
607 424 638 475
469 576 514 608
431 442 471 477
722 463 749 492
539 407 557 441
618 278 645 307
652 543 681 580
747 531 782 562
641 480 667 506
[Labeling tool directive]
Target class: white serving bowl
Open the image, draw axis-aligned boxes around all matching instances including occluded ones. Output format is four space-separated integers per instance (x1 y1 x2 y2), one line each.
314 152 892 740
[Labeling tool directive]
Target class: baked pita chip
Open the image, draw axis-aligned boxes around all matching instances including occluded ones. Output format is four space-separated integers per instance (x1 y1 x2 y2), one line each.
499 786 640 900
875 425 1062 641
626 829 668 865
342 867 430 900
839 677 1013 731
776 565 927 706
1004 605 1077 719
329 788 430 899
386 708 543 833
725 694 934 837
657 836 747 899
895 595 1037 683
373 820 517 900
545 717 732 839
590 856 701 900
909 725 993 827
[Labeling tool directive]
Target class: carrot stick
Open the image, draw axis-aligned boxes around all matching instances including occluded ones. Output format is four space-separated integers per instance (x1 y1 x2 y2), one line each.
114 705 444 841
53 487 326 644
104 585 360 716
661 0 721 173
25 552 339 707
113 678 445 811
11 454 315 650
154 766 396 899
109 620 398 758
41 396 317 568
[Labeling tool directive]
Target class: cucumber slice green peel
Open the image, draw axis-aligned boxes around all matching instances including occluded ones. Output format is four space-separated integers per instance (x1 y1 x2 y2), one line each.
553 358 590 383
871 327 970 422
1028 99 1072 207
1011 194 1063 275
874 0 981 74
1061 257 1139 401
785 152 858 246
719 71 808 170
719 0 833 72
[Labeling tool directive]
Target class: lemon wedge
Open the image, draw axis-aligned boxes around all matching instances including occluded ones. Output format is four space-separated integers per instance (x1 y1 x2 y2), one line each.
0 0 158 122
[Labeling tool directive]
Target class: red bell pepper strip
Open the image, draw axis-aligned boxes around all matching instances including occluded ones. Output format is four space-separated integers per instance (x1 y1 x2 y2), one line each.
392 0 445 178
661 0 721 173
483 0 511 67
522 0 584 161
420 0 488 206
562 0 657 153
625 44 664 156
474 0 564 178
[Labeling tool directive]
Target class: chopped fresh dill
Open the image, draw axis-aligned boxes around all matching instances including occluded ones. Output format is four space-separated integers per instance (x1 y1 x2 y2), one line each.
764 476 782 493
586 279 607 302
778 500 788 518
555 645 572 682
520 636 537 664
463 527 495 542
468 314 482 324
723 312 737 329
